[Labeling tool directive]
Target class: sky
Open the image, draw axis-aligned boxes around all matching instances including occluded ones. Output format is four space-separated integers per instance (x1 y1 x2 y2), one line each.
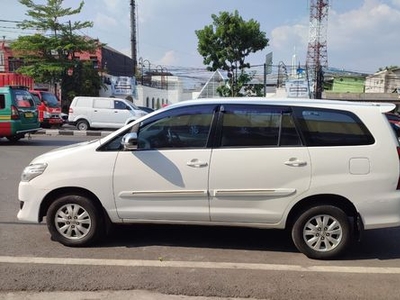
1 0 400 75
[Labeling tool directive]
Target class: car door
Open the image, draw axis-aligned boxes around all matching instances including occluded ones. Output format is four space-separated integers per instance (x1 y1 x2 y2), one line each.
113 104 217 221
92 98 113 126
13 89 39 130
109 99 132 127
208 104 311 224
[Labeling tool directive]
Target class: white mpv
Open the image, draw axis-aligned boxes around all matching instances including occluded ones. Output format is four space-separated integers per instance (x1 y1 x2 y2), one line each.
18 98 400 259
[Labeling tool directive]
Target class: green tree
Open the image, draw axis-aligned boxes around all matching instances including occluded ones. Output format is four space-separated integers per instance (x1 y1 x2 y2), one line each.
196 10 269 97
60 61 103 111
378 66 399 72
11 0 100 105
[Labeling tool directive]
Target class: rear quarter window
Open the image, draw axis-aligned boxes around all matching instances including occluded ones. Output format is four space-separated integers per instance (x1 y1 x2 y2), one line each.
293 107 374 146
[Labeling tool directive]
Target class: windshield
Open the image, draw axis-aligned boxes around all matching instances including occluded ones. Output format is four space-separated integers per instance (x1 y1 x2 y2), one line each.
125 101 139 110
13 90 36 108
41 92 60 108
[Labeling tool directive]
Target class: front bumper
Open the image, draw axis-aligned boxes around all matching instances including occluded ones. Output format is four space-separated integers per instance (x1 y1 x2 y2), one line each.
17 181 48 223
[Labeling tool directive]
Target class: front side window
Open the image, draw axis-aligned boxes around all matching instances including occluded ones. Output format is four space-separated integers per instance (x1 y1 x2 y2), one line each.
137 105 215 149
114 100 127 110
220 105 301 147
293 107 374 146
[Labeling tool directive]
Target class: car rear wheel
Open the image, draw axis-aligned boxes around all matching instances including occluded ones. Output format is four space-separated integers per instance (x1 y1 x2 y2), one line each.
76 119 89 131
46 195 104 247
291 205 352 259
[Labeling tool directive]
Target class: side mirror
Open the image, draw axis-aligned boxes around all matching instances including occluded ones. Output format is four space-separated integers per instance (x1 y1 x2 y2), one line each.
121 132 138 151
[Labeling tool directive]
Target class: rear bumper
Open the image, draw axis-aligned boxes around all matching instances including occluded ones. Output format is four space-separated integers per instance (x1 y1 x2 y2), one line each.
42 118 63 125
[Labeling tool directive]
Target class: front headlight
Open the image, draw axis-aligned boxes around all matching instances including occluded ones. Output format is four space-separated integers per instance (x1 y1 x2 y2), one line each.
21 163 48 182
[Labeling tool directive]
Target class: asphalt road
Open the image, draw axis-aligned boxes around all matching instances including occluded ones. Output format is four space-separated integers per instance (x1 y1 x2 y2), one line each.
1 133 400 299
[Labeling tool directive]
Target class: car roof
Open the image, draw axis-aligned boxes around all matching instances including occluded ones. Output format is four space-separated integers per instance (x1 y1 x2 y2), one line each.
167 98 395 113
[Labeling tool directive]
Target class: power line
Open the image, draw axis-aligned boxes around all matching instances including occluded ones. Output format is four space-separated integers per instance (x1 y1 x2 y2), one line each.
0 19 22 24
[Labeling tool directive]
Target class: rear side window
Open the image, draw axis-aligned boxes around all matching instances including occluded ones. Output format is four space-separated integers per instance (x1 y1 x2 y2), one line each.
75 97 92 107
220 104 301 147
293 107 374 146
93 99 111 109
0 94 5 109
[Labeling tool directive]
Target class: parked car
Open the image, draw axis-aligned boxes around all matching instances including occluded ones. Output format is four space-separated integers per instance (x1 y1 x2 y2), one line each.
138 106 155 114
68 96 147 130
386 112 400 125
0 85 40 142
18 98 400 259
30 90 63 128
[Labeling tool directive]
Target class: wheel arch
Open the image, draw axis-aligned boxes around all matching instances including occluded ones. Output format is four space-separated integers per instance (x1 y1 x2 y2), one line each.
39 187 108 223
286 194 360 232
76 118 90 128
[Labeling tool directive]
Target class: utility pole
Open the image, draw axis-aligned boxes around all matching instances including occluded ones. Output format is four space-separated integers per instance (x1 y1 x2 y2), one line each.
130 0 137 75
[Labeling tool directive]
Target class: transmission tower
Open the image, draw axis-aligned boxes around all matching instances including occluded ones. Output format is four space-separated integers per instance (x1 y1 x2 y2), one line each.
306 0 329 99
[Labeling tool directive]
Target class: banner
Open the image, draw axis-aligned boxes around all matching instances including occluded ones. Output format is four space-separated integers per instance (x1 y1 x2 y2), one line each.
110 76 137 99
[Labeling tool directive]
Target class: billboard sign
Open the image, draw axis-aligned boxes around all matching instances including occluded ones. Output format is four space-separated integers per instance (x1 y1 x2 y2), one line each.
110 76 137 98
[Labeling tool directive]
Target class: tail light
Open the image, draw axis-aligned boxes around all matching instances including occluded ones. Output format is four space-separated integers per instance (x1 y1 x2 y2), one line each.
69 107 73 114
11 105 20 120
397 147 400 190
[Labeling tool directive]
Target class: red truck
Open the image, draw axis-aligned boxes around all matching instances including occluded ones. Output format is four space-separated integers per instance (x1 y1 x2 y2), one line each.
0 73 63 128
29 89 63 128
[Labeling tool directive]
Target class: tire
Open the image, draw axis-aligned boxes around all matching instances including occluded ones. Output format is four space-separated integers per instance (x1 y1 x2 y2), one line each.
291 205 352 259
6 135 22 142
46 195 104 247
76 119 89 131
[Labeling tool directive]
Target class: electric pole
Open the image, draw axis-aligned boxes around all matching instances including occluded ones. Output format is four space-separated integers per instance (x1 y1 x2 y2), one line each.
130 0 137 75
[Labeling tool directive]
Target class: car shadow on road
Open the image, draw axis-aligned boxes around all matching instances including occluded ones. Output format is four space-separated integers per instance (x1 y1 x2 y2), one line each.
102 224 297 254
99 224 400 260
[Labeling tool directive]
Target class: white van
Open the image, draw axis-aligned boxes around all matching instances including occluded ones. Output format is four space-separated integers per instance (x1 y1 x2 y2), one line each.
68 96 147 130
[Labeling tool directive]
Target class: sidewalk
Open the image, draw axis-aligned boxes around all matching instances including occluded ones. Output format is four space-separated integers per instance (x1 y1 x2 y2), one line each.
0 290 254 300
35 128 111 137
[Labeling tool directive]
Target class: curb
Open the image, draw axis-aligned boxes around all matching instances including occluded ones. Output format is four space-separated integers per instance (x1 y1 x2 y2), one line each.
35 129 111 137
0 290 246 300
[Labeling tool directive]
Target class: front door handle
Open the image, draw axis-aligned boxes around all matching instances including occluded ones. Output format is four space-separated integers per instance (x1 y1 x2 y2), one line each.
187 159 208 168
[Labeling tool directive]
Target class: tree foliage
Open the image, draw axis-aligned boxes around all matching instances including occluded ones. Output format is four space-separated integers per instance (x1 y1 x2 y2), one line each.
196 10 269 97
61 61 102 110
378 65 399 72
11 0 99 87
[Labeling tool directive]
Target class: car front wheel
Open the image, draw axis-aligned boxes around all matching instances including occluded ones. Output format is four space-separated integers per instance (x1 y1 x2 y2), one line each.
291 205 352 259
46 195 104 247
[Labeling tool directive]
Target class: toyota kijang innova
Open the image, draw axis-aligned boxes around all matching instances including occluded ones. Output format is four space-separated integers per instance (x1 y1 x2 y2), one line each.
18 98 400 259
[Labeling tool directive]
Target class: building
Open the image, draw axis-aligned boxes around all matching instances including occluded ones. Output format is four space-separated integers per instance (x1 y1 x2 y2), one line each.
0 38 192 109
365 69 400 94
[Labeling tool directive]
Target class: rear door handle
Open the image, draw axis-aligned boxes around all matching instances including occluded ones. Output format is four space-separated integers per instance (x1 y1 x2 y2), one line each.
187 159 208 168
